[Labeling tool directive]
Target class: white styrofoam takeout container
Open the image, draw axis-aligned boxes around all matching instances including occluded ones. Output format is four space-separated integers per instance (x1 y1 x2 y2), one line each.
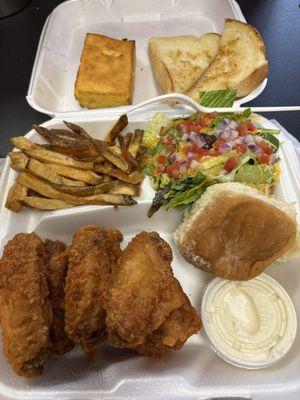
0 106 300 400
26 0 267 118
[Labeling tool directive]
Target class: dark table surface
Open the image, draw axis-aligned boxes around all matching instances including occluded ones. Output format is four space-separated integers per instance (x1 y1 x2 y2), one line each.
0 0 299 157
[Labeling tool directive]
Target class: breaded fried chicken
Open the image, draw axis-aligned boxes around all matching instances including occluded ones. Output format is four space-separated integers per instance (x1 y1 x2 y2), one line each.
106 231 201 356
0 233 52 377
64 225 123 356
44 240 74 355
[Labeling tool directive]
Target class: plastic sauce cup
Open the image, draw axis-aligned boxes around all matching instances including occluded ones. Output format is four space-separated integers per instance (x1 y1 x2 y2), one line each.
201 273 297 369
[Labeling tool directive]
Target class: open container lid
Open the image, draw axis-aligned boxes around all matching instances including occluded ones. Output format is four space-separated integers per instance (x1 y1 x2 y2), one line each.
26 0 268 118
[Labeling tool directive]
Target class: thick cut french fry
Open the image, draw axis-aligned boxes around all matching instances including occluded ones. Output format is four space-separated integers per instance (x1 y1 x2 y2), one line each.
96 141 131 172
44 163 102 185
23 197 74 211
27 159 87 187
53 181 116 196
94 163 144 184
5 183 28 212
128 129 143 158
109 182 140 197
104 114 128 144
9 152 29 171
110 145 122 155
17 172 136 206
11 137 93 170
120 134 139 169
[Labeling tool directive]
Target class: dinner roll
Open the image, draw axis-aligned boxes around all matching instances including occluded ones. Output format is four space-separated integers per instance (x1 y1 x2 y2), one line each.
174 183 298 280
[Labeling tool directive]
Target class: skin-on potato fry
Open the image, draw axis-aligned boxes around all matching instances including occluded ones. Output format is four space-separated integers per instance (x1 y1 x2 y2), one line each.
94 162 144 184
120 134 139 169
44 163 102 185
5 183 28 212
128 129 143 158
8 152 29 171
109 182 140 197
104 114 128 144
33 124 100 160
27 159 87 187
17 172 136 206
53 181 117 196
94 141 131 173
11 137 93 170
23 197 74 211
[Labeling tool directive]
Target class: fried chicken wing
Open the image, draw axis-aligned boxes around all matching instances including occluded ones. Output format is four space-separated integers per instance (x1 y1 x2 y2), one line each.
44 240 74 355
106 231 201 356
0 233 52 377
65 225 122 356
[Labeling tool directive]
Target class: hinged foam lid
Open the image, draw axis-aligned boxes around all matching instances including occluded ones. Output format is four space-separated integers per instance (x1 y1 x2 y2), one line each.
26 0 267 118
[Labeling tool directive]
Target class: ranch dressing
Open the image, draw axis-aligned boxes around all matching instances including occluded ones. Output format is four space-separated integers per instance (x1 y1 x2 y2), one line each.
201 274 297 369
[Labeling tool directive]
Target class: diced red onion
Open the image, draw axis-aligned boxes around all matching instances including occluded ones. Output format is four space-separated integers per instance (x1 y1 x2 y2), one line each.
255 136 263 143
233 138 243 145
219 143 232 154
187 152 195 159
231 130 239 139
228 120 238 130
255 148 264 157
244 134 255 144
182 133 189 141
248 143 259 152
270 154 276 163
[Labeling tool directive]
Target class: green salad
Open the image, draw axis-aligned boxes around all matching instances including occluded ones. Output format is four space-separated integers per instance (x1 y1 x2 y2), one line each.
142 109 280 217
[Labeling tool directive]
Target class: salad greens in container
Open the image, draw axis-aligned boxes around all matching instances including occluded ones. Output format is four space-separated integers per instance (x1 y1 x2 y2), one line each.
142 93 280 217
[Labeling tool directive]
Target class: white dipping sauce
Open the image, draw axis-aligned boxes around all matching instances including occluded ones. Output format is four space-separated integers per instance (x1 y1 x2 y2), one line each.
201 274 297 369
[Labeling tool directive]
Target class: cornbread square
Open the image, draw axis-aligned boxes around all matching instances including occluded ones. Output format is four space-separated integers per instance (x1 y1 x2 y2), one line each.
74 33 135 108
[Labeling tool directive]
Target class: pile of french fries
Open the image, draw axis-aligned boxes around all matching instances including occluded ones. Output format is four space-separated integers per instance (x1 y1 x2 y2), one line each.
6 115 146 212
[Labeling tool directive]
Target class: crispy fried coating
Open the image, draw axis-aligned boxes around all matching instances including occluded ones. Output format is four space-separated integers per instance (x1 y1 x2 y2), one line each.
44 240 74 355
0 233 52 377
106 231 201 356
64 225 123 356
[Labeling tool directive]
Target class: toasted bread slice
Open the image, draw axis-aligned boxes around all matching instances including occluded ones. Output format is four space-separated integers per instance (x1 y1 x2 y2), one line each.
149 33 221 94
188 19 268 99
74 33 135 108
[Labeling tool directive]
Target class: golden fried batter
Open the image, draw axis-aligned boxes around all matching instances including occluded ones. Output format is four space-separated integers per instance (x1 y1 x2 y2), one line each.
106 231 201 356
64 225 122 356
0 233 52 377
44 240 74 355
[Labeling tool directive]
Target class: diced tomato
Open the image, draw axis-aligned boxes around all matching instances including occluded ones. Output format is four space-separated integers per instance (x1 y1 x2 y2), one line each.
199 115 212 127
156 166 165 174
224 156 238 172
172 160 180 169
167 144 176 152
234 143 248 154
260 154 270 164
172 169 180 179
182 145 192 155
259 142 273 155
247 123 255 132
192 145 209 157
191 125 201 133
214 138 225 150
166 165 173 176
238 122 249 136
157 155 166 164
208 112 219 119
